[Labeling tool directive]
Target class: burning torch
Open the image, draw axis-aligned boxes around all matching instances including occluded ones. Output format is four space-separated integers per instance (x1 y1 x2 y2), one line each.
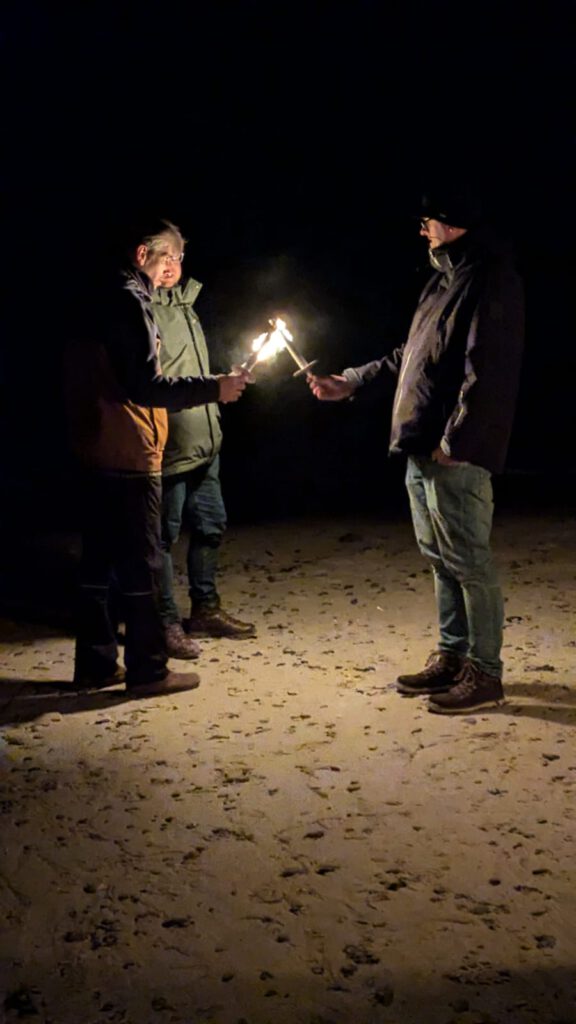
268 318 317 377
240 333 271 372
239 318 317 378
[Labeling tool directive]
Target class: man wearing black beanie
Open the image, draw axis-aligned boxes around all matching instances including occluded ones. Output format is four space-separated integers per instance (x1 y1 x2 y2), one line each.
308 190 524 714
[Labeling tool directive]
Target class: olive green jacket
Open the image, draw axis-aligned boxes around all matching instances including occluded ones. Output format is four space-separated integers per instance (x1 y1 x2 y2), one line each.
152 278 223 476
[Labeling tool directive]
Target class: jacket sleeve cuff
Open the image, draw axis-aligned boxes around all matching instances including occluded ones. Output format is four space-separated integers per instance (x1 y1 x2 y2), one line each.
341 367 364 387
196 376 221 405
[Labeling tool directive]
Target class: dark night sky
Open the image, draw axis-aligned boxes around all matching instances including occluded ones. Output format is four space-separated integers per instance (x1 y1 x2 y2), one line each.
2 0 575 524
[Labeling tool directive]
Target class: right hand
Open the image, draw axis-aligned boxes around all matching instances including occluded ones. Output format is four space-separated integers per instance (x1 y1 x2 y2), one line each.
307 374 355 401
216 369 251 403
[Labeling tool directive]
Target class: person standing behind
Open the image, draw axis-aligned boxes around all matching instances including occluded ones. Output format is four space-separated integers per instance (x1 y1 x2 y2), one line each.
67 219 250 697
151 229 256 654
309 190 524 714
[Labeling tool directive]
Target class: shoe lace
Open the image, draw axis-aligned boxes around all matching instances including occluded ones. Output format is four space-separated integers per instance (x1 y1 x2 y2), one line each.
424 651 458 677
450 662 478 696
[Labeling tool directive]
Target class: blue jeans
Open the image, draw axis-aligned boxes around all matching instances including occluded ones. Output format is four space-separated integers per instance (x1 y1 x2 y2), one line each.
405 455 503 678
158 456 227 624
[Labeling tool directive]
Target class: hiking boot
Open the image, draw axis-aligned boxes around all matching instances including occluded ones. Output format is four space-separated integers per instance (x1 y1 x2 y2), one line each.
184 607 256 639
428 661 504 714
396 651 464 695
126 671 200 698
164 623 201 660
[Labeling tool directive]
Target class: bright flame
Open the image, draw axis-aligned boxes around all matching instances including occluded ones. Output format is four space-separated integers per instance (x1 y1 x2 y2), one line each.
250 332 270 360
250 322 289 364
271 317 293 343
243 317 297 371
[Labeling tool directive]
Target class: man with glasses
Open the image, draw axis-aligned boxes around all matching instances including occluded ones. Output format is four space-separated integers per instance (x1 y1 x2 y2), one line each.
308 191 524 714
67 219 251 697
150 222 256 655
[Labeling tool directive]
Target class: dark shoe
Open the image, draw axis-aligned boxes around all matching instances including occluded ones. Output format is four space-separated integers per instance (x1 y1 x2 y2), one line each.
428 661 504 714
184 607 256 639
73 667 125 690
126 671 200 698
396 651 464 695
164 623 201 660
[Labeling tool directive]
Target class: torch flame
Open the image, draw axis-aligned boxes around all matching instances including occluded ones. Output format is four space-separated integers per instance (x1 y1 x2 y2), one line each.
249 322 289 364
250 332 270 360
243 316 306 374
271 317 293 342
242 315 316 378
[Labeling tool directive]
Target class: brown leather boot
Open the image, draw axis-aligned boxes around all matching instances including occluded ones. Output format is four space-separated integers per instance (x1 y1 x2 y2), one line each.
126 671 200 698
396 651 464 695
164 623 201 660
184 607 256 639
428 661 504 714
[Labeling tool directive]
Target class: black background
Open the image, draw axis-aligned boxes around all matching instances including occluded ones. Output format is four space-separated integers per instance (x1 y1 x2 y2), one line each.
2 0 575 527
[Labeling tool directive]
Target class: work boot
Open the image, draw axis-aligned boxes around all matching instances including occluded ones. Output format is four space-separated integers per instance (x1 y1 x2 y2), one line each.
184 606 256 639
396 650 464 695
428 661 504 714
126 671 200 698
164 623 201 660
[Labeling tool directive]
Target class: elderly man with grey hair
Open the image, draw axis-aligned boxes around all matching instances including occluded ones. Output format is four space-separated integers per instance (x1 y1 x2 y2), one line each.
150 224 256 656
66 218 251 698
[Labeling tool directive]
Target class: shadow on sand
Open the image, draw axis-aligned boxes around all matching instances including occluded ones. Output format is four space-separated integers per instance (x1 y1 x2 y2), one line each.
497 678 576 727
2 960 576 1023
0 679 133 727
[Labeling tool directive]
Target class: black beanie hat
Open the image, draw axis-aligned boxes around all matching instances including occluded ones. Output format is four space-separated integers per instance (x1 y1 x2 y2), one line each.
419 188 484 229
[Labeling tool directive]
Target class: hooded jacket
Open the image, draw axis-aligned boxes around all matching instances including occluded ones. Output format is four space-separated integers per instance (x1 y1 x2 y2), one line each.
342 228 524 474
152 278 222 476
65 269 220 474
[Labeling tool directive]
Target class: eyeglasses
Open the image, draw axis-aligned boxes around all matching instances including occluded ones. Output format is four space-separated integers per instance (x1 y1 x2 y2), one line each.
158 252 184 264
420 217 431 229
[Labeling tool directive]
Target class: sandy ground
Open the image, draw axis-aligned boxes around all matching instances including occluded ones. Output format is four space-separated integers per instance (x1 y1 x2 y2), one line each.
1 512 575 1024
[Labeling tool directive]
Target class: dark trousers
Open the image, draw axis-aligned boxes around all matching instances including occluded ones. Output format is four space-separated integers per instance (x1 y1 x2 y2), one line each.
75 472 168 685
158 456 227 624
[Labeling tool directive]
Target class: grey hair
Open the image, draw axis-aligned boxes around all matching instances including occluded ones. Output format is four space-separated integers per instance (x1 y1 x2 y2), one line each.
141 218 186 253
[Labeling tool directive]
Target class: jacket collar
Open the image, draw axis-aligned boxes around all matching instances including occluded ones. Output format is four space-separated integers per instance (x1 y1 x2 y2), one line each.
428 228 486 277
152 277 203 307
122 266 154 301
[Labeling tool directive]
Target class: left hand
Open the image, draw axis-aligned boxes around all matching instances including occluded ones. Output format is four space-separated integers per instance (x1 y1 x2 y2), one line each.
432 446 462 466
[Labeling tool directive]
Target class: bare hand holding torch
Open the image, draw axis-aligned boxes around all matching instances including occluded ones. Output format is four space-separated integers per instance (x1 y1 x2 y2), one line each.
216 367 252 403
307 374 355 400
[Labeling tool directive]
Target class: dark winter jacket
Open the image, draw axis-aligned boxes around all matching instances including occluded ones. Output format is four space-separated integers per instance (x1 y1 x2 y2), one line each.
342 228 524 473
152 278 223 476
65 268 220 474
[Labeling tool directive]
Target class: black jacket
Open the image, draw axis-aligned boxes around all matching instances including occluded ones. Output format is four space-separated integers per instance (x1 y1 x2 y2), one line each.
65 269 220 474
343 228 525 473
104 269 220 413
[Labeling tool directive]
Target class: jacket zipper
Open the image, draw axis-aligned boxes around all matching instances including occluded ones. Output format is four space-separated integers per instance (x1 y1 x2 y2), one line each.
182 306 216 458
150 409 159 447
150 332 161 447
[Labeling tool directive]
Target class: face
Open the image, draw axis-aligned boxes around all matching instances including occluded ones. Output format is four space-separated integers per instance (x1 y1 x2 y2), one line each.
135 232 184 288
419 217 454 249
419 218 467 250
